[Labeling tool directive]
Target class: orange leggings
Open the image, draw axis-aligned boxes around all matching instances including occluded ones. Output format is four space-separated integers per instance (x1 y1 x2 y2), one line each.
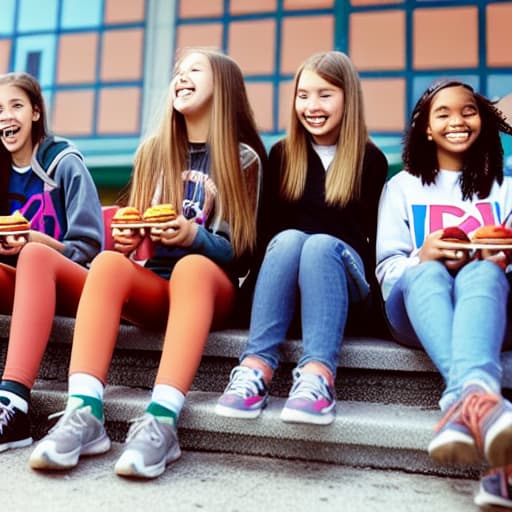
3 243 88 388
69 251 235 394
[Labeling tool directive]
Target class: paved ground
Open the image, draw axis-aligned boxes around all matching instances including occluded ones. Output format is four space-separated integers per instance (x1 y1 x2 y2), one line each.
4 443 481 512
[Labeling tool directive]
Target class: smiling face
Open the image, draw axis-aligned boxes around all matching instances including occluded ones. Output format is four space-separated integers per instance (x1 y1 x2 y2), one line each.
0 84 40 166
172 52 214 121
427 85 482 170
294 69 344 146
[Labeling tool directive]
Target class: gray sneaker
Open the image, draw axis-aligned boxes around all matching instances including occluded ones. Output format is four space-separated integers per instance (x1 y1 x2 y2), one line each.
114 413 181 478
29 406 111 470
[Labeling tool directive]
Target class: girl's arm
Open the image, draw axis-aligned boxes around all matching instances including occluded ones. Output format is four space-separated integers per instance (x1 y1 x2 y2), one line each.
375 177 420 300
57 154 104 265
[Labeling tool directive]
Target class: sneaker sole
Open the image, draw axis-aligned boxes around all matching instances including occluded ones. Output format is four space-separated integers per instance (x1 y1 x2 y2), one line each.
29 434 111 470
0 436 32 452
280 407 335 425
214 403 264 419
428 430 479 465
485 411 512 467
115 444 182 479
474 487 512 509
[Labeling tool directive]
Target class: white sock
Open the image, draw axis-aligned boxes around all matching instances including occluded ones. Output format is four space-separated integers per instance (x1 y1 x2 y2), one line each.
68 373 104 400
151 384 185 417
0 390 28 413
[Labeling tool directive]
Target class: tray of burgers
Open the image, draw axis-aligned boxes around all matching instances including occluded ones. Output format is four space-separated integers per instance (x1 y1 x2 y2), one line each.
0 211 30 236
110 204 177 229
440 225 512 251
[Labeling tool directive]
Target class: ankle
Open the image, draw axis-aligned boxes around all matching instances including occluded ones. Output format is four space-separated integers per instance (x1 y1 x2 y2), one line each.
68 394 104 420
147 402 177 427
300 362 334 387
240 357 273 384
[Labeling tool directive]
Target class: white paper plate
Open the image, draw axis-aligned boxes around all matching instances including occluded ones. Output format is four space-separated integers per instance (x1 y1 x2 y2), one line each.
442 242 512 250
0 229 30 236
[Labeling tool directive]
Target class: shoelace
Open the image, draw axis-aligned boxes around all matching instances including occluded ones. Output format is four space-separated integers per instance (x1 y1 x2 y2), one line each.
435 391 500 452
289 373 330 401
0 402 14 434
226 368 264 398
47 407 90 436
125 415 163 445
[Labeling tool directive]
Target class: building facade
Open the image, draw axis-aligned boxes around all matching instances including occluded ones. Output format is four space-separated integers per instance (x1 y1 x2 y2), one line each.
1 0 511 195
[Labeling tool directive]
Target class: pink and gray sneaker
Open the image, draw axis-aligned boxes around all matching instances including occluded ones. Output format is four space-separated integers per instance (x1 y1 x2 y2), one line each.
215 366 268 419
280 368 336 425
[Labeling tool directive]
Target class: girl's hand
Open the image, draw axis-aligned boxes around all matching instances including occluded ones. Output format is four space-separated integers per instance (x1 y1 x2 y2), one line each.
112 227 145 256
476 248 510 270
418 229 469 271
0 234 27 255
149 215 198 247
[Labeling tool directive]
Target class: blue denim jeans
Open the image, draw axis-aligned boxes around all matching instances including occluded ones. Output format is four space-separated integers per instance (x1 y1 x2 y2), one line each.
385 259 510 410
241 229 369 375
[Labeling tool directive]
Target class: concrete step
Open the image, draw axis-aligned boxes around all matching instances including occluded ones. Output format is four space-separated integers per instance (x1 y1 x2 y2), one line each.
29 381 482 479
2 315 511 406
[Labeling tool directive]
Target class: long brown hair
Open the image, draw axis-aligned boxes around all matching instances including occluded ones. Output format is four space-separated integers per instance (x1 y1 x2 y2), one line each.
0 72 48 213
282 51 368 206
128 48 265 254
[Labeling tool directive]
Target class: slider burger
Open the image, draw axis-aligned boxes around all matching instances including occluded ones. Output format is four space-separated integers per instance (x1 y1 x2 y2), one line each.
142 204 177 224
440 226 470 266
0 211 30 234
111 206 143 228
441 226 470 245
471 225 512 245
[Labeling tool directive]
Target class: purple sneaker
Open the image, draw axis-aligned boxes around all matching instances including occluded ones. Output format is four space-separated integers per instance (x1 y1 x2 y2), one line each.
474 465 512 509
280 369 335 425
215 366 268 419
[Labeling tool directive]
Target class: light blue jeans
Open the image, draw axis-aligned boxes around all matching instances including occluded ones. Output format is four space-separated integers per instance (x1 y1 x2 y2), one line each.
385 259 510 410
241 229 369 376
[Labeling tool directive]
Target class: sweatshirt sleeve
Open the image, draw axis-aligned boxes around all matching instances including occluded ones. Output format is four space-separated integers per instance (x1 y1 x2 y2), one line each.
189 225 234 265
56 154 104 265
375 174 421 300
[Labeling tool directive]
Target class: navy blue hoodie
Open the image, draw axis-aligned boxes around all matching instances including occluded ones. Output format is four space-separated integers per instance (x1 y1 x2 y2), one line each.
6 136 103 266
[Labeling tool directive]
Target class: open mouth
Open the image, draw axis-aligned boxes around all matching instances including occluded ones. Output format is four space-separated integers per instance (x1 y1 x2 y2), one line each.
445 131 470 142
176 88 194 98
2 127 20 138
305 115 327 126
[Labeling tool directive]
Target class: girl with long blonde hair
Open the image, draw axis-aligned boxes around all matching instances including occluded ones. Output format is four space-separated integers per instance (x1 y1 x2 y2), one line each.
216 51 388 426
29 48 265 479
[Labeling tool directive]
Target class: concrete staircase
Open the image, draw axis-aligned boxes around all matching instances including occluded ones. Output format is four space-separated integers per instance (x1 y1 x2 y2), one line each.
1 314 511 479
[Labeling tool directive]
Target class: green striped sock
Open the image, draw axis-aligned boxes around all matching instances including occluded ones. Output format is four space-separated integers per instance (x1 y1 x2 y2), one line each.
146 402 177 426
68 394 104 420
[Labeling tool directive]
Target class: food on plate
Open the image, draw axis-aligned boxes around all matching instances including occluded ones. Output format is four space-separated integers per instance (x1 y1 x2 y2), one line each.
142 204 177 224
440 226 470 244
440 226 471 268
471 225 512 245
0 211 30 233
111 206 143 227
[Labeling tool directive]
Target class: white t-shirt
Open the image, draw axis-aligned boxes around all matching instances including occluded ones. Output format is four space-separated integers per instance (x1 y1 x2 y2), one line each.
312 143 336 171
376 169 512 299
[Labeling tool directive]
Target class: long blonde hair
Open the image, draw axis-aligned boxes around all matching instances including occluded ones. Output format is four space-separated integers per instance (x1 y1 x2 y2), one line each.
283 51 368 205
128 48 265 255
